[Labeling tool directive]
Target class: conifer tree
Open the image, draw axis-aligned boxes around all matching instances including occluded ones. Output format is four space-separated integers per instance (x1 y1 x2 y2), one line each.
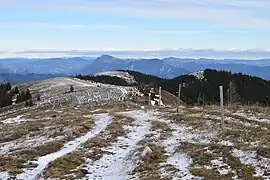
37 94 41 101
25 89 32 100
229 81 240 104
14 87 19 94
6 83 11 91
25 99 34 107
70 85 74 93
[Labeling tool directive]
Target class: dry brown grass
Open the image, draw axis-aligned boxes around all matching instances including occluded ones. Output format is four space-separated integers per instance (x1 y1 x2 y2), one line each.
15 140 65 161
42 113 133 178
0 156 27 175
0 130 29 143
134 143 167 180
220 125 269 150
178 142 264 180
84 116 129 155
151 121 172 140
44 153 86 179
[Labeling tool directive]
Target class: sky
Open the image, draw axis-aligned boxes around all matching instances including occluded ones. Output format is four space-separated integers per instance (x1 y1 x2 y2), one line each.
0 0 270 58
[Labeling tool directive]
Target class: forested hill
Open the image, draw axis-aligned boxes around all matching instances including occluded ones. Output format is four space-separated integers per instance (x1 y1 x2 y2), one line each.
125 69 270 106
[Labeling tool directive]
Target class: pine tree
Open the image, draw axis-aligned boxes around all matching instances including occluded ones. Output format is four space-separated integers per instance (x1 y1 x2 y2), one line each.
0 93 12 107
25 89 32 100
6 83 11 91
70 85 74 93
25 99 34 107
16 89 32 103
14 87 19 94
227 81 240 104
37 94 41 101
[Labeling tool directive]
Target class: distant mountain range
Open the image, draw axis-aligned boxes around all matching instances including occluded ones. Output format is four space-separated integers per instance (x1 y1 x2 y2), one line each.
81 55 189 78
1 55 270 84
0 57 95 75
0 73 64 85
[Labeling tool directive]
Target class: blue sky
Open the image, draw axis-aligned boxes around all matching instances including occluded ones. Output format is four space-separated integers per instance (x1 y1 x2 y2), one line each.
0 0 270 58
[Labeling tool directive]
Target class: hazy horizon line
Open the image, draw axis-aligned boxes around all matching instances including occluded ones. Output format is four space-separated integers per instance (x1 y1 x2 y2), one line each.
0 48 270 60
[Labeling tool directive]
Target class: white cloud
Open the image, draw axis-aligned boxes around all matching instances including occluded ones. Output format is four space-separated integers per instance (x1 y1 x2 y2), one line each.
2 0 269 28
0 22 253 35
0 23 130 30
2 48 269 59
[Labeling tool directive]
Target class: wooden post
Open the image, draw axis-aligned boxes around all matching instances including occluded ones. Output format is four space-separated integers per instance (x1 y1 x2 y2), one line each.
177 84 182 113
148 93 151 106
219 86 225 130
228 82 232 106
159 86 162 106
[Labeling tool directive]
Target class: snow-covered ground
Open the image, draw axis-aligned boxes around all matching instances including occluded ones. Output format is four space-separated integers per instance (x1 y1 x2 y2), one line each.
16 114 112 180
85 110 153 180
27 77 135 107
0 135 63 155
0 91 269 180
94 71 137 84
232 149 270 179
189 70 204 80
161 123 196 180
1 115 26 124
232 111 270 124
0 172 9 180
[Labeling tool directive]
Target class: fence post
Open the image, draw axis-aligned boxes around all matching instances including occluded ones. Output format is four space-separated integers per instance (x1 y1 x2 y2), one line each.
159 87 162 106
148 93 151 106
219 86 225 130
177 84 182 113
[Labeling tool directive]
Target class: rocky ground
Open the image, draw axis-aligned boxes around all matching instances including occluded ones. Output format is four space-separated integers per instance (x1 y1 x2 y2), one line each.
0 78 269 180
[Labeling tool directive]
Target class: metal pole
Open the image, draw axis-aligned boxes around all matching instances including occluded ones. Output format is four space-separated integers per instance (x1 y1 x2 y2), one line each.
219 86 225 130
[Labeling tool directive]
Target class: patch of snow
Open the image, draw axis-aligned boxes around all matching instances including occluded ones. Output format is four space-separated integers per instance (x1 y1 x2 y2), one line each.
233 112 270 124
55 110 63 113
190 106 201 110
86 110 153 180
171 123 216 144
0 135 64 155
31 77 129 107
1 115 26 124
249 117 270 124
67 78 96 87
94 71 137 84
90 109 101 113
167 154 194 180
210 157 237 176
219 140 234 147
16 113 112 180
232 149 270 178
161 122 199 179
0 172 9 180
189 70 204 80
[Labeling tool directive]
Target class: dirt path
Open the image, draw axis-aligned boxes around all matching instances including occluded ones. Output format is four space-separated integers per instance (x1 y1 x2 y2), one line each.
85 110 155 180
16 114 112 180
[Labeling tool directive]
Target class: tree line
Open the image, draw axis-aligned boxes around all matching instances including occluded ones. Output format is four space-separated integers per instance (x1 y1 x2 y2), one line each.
74 69 270 106
125 69 270 106
0 83 35 108
74 74 136 87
